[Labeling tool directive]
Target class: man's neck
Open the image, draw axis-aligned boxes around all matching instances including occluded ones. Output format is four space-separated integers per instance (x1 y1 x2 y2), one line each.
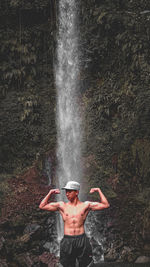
69 197 80 206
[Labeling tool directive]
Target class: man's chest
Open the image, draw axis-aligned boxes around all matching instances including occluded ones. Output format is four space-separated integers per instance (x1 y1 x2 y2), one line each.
62 205 87 220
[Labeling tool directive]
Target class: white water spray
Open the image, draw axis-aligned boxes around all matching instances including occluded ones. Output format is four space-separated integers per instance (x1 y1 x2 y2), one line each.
55 0 82 240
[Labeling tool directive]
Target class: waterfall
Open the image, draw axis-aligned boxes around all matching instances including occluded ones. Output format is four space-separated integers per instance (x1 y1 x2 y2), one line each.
55 0 82 241
54 0 104 263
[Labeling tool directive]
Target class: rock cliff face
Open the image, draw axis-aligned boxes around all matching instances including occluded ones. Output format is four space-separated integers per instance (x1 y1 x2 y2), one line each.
0 0 150 265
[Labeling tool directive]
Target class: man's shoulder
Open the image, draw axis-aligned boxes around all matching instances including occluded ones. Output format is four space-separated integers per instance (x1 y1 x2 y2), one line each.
84 201 91 207
57 201 66 211
58 201 65 206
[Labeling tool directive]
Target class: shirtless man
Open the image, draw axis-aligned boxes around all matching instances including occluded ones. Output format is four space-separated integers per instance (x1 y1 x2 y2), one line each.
39 181 110 267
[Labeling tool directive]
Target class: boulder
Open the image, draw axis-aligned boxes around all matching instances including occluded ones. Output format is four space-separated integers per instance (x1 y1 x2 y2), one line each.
104 248 118 262
14 252 39 267
24 223 41 235
0 259 8 267
23 223 42 240
43 240 60 256
135 256 150 263
39 252 59 267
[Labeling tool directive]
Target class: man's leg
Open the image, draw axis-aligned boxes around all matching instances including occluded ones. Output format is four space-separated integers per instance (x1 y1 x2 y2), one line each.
77 235 93 267
59 236 76 267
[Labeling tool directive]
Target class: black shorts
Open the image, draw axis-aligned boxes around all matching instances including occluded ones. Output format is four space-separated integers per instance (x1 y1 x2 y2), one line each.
60 233 92 267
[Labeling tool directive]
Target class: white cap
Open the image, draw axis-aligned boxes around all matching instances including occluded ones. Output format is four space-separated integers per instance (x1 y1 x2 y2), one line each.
62 181 80 191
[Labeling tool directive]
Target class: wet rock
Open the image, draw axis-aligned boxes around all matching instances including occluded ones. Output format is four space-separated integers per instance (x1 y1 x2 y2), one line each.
104 248 118 262
117 246 136 263
14 252 39 267
143 230 150 242
43 241 60 256
20 233 31 243
46 216 58 240
43 241 53 251
113 240 124 250
143 243 150 254
90 236 103 263
24 224 41 236
22 223 44 243
46 216 55 226
11 233 31 253
0 236 5 256
121 246 132 257
0 259 8 267
39 252 59 267
135 256 150 263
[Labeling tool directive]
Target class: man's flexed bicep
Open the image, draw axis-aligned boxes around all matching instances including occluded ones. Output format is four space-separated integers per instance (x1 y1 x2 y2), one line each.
88 187 110 211
39 189 63 211
40 201 63 211
88 201 109 211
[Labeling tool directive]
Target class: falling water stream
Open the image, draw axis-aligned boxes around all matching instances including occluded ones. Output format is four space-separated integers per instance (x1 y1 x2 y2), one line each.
55 0 82 242
54 0 104 264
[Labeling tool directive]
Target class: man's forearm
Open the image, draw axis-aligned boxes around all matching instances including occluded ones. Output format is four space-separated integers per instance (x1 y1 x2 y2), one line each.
39 191 52 208
98 188 109 206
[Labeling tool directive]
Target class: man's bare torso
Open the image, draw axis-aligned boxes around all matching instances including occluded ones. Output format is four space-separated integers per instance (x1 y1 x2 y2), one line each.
59 201 90 235
39 187 110 236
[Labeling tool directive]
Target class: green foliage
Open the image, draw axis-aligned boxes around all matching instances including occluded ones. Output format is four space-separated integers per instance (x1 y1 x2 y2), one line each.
18 95 39 122
0 24 51 97
0 177 10 196
131 139 150 184
2 0 50 11
79 0 150 206
0 175 11 215
1 38 36 87
134 188 150 205
0 5 56 172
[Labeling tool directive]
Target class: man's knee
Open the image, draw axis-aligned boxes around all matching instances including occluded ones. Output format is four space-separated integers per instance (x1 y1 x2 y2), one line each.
79 256 93 267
